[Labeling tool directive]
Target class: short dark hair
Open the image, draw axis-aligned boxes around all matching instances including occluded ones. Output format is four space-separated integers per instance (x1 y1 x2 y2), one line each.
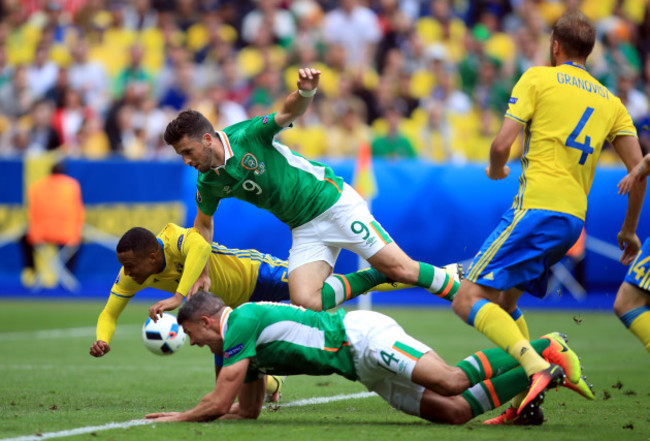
163 110 214 146
552 10 596 60
116 227 159 256
177 291 226 324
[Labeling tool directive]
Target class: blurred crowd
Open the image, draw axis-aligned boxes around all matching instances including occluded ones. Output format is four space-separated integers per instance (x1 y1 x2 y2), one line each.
0 0 649 163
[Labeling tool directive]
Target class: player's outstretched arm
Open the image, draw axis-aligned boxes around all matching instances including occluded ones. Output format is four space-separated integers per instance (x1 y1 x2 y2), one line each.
91 290 131 356
89 340 110 357
612 136 646 264
178 228 212 298
145 359 249 422
486 118 521 180
219 378 265 420
274 68 320 128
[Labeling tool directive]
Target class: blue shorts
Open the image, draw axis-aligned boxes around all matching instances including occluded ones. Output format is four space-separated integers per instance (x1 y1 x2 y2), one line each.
249 259 290 303
466 208 584 298
624 237 650 293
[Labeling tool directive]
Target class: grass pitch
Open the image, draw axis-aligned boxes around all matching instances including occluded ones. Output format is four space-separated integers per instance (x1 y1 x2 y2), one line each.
0 300 648 441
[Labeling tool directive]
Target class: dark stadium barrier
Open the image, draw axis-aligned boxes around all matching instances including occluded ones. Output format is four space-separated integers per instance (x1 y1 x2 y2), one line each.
0 157 645 309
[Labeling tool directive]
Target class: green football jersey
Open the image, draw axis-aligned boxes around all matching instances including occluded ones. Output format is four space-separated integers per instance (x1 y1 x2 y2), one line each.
221 302 357 381
196 113 345 229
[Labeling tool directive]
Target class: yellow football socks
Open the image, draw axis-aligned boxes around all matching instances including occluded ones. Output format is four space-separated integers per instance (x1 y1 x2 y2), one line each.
620 306 650 353
510 307 530 340
470 300 549 377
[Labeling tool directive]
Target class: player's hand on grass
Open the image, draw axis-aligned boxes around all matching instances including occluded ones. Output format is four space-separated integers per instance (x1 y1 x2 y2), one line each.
145 411 181 422
297 68 320 92
187 270 211 298
485 164 510 180
89 340 110 357
149 294 183 322
617 230 641 265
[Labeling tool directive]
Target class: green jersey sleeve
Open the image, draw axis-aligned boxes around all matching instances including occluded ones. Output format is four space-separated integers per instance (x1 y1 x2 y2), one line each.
222 307 260 367
196 184 221 216
245 112 288 145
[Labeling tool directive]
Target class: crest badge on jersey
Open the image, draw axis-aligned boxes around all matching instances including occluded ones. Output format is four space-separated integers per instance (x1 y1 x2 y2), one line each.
196 190 202 203
241 153 259 170
262 115 269 124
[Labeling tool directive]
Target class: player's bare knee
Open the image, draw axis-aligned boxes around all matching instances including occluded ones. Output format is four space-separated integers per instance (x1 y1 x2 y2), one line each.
290 292 323 311
613 296 626 316
451 294 469 319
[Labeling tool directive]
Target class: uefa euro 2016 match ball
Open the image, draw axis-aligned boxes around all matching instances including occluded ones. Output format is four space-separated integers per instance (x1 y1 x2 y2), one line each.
142 313 186 355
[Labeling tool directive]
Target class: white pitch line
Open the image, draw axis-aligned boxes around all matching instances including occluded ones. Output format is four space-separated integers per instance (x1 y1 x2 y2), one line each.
281 391 377 407
0 325 139 342
0 392 378 441
0 419 152 441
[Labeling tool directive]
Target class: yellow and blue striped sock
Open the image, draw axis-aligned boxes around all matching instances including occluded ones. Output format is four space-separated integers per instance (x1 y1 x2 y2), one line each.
619 306 650 353
510 306 530 340
468 300 549 377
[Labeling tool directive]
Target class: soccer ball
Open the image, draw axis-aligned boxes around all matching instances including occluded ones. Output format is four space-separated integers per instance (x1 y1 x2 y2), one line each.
141 313 186 355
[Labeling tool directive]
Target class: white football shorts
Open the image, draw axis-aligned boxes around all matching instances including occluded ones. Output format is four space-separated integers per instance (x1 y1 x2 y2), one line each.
288 183 392 273
344 310 432 417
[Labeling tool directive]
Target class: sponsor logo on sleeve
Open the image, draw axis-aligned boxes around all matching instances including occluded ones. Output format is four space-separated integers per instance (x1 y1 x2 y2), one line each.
241 153 259 170
177 234 184 251
224 343 244 359
262 115 269 124
115 272 121 284
196 190 202 203
254 162 266 176
509 97 518 104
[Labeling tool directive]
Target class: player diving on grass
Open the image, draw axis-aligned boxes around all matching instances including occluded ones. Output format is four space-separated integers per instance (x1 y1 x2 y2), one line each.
145 292 593 424
450 10 644 423
88 223 422 359
617 152 650 354
88 223 290 400
163 67 463 314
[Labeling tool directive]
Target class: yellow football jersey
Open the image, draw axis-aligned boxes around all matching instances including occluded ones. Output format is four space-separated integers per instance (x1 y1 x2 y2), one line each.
96 223 284 343
505 62 636 220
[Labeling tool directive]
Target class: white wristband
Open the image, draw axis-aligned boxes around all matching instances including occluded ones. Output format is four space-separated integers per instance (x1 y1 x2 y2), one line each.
298 88 317 98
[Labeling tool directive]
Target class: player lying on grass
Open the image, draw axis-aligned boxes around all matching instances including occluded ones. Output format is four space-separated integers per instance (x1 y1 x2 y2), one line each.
89 223 292 358
88 223 288 400
617 152 650 353
145 292 594 425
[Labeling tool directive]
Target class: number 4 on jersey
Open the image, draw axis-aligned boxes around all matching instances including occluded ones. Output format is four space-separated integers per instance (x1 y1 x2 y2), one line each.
381 351 399 366
566 107 595 165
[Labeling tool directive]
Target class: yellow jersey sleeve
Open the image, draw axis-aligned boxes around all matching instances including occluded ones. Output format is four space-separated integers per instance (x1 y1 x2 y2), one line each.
505 68 539 125
608 98 637 143
96 269 138 343
175 227 211 296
